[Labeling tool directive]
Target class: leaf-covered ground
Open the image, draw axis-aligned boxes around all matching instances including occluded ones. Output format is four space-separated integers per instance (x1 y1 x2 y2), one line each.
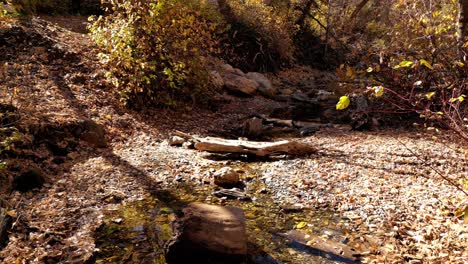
0 16 467 263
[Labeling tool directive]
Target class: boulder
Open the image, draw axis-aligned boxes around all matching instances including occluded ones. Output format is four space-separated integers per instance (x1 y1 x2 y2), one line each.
210 70 224 89
220 63 236 74
224 73 259 95
165 203 247 263
213 167 241 187
246 72 276 97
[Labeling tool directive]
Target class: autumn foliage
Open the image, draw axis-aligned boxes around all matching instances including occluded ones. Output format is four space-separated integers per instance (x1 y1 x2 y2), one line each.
88 0 224 107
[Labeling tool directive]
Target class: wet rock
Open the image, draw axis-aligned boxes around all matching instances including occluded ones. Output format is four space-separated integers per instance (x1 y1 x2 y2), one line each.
13 168 45 192
246 72 276 97
165 203 247 263
169 136 186 146
80 120 107 148
0 208 13 249
224 73 259 96
213 188 250 200
283 230 359 263
213 167 241 187
299 126 320 137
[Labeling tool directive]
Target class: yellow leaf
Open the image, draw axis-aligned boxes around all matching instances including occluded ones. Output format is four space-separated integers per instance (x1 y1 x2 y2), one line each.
6 210 17 218
465 207 468 225
394 60 413 69
426 92 436 100
336 96 350 110
454 61 465 67
374 86 384 97
420 59 434 70
366 67 373 73
295 222 308 229
450 95 466 103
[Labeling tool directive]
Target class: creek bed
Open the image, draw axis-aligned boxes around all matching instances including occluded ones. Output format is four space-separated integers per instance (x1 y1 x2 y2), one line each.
92 163 361 264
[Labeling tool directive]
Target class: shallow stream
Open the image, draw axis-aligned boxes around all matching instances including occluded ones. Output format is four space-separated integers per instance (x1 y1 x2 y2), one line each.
92 163 361 264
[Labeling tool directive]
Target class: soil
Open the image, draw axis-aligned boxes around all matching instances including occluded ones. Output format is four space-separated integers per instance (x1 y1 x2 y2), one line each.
0 16 467 264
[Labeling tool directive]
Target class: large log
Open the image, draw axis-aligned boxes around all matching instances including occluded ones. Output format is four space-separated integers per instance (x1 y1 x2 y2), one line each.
194 137 316 157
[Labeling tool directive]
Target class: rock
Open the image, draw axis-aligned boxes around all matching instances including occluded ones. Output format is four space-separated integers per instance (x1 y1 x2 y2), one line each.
223 73 259 96
80 120 107 148
212 188 250 200
182 141 194 149
233 68 245 76
290 92 321 121
282 230 359 262
210 70 224 89
243 117 263 137
213 167 241 187
246 72 276 97
299 126 320 137
220 63 236 74
0 208 13 249
169 136 186 146
282 88 294 96
13 168 45 192
165 203 247 263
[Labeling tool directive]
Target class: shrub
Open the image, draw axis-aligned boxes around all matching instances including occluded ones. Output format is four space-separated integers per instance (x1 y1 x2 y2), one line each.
220 0 296 71
331 0 467 139
89 0 225 108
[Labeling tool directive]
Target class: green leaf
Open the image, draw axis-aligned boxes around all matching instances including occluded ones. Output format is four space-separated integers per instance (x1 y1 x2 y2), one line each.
420 59 433 70
336 96 350 110
394 60 413 69
295 222 307 229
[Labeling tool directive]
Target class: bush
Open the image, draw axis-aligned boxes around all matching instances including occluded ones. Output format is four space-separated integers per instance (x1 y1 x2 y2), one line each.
89 0 225 108
330 0 467 138
220 0 296 71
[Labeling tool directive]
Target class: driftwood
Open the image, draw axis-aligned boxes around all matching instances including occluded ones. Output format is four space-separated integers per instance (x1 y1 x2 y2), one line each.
174 131 315 157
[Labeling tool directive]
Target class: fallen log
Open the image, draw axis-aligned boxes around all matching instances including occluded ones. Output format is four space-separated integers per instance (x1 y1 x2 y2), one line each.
194 137 315 157
173 131 316 156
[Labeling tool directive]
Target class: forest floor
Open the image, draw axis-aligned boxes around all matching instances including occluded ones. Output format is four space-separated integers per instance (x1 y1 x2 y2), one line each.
0 16 467 264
